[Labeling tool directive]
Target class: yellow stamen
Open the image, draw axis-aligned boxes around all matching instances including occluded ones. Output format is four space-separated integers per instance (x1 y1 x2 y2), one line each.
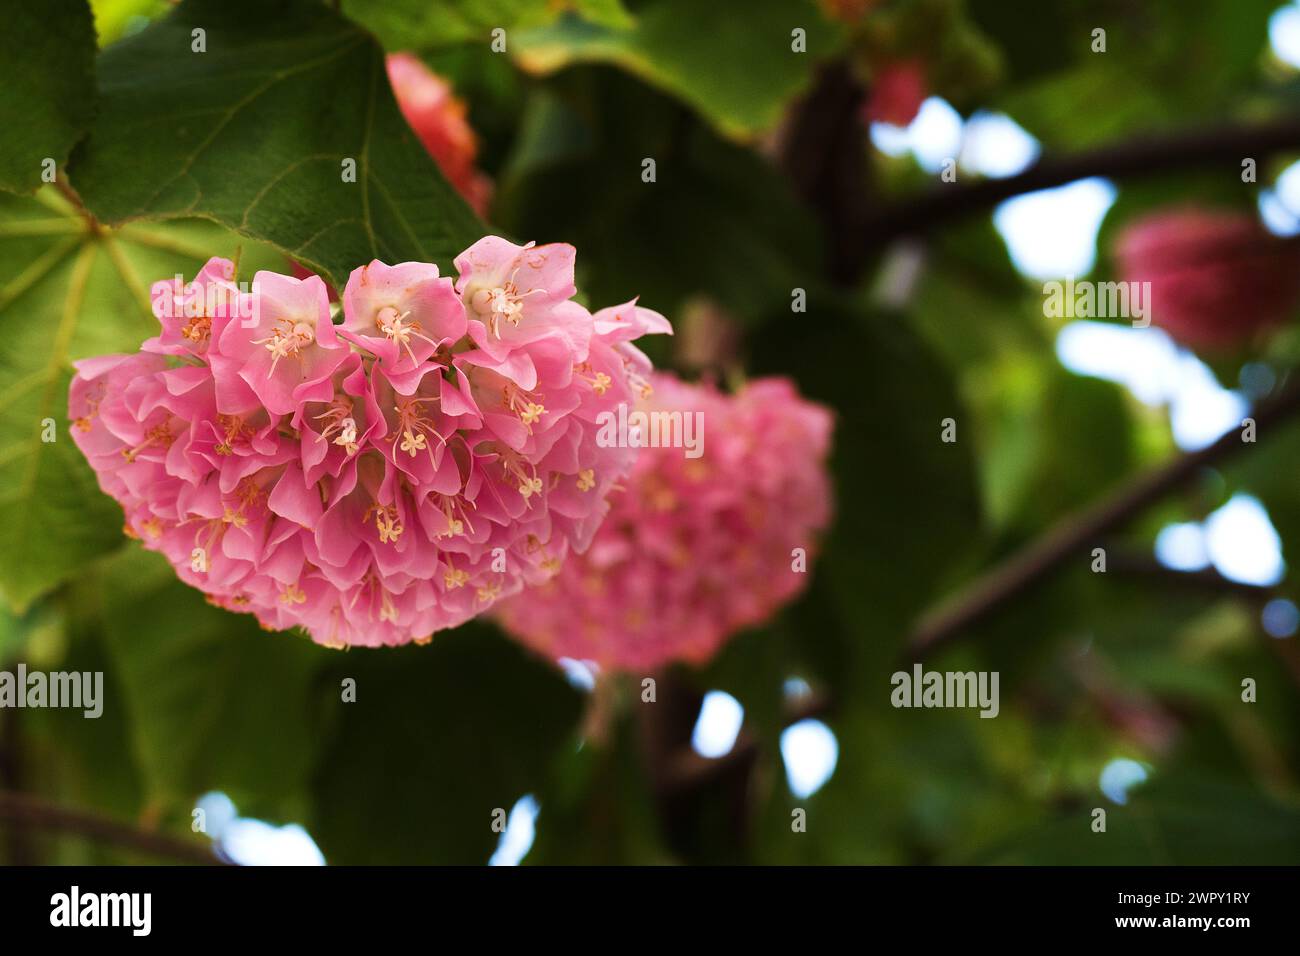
280 583 307 605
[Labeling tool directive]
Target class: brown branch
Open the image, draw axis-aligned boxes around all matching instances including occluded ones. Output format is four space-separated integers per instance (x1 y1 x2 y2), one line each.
906 379 1300 659
863 116 1300 249
0 791 226 865
772 61 875 283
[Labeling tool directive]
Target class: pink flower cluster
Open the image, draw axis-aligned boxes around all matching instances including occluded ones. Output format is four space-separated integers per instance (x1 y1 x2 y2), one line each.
495 374 834 670
1115 206 1300 349
69 238 670 647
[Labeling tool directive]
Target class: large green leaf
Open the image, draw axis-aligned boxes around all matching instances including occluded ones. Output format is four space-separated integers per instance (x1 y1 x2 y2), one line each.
513 0 844 141
97 546 330 819
71 0 485 288
974 772 1300 864
497 70 824 328
0 187 284 612
343 0 634 51
0 0 97 195
749 295 984 682
905 220 1139 536
310 622 582 864
990 0 1278 149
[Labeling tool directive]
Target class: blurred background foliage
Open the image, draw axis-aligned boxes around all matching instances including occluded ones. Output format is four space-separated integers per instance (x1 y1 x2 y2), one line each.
1 0 1299 865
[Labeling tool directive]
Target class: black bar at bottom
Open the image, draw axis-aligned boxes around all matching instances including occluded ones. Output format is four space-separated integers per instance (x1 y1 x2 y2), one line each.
0 865 1286 941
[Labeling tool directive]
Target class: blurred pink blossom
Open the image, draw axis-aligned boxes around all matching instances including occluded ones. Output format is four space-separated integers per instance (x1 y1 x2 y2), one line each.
387 52 491 215
496 373 834 670
1115 207 1300 349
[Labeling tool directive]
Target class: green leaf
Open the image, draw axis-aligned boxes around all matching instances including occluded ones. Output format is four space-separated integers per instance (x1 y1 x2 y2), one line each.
513 0 844 141
903 221 1141 535
97 546 329 818
497 71 823 325
342 0 634 51
310 622 582 864
91 0 171 47
993 0 1278 149
0 187 284 612
71 0 485 289
0 598 67 667
750 295 983 681
754 702 1041 864
981 363 1136 534
0 0 97 195
975 772 1300 864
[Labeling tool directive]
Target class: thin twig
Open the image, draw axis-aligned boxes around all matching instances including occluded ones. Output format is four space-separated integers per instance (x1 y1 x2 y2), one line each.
863 116 1300 249
0 791 226 865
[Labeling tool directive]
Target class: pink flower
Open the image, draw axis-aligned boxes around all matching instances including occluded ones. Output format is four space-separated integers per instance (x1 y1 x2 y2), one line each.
69 243 670 648
455 236 589 383
1114 207 1300 349
216 270 346 416
144 256 241 358
863 59 927 127
494 373 834 670
339 260 465 389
